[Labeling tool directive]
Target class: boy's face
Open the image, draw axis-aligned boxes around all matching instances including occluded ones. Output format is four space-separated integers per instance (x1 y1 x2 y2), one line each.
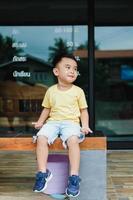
53 57 78 84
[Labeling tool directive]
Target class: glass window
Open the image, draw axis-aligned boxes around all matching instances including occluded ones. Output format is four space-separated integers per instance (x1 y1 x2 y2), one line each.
0 25 88 137
95 26 133 141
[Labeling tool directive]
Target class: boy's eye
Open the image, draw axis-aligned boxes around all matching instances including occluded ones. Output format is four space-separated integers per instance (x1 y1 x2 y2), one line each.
65 65 78 72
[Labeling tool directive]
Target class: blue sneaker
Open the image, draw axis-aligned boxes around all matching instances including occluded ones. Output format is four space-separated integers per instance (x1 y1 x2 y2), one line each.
66 175 81 197
33 169 53 192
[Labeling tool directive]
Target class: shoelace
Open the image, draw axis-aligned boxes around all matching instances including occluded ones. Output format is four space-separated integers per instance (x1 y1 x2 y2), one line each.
69 176 80 186
36 172 47 182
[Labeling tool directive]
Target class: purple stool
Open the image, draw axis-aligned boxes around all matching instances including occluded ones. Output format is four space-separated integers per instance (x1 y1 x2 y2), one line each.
43 154 69 194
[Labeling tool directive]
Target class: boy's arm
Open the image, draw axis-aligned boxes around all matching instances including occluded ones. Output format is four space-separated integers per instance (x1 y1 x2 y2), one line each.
80 108 92 135
34 107 50 129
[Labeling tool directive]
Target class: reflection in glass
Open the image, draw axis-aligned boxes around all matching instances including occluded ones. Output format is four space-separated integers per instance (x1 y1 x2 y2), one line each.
95 27 133 141
0 26 88 137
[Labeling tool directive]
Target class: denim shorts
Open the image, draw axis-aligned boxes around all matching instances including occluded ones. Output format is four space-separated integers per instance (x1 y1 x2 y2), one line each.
37 120 85 148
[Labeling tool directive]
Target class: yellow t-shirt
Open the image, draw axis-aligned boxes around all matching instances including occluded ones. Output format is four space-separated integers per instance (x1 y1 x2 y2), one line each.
42 84 88 123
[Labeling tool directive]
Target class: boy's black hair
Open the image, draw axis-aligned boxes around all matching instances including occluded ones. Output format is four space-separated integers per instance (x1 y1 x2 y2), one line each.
52 53 78 67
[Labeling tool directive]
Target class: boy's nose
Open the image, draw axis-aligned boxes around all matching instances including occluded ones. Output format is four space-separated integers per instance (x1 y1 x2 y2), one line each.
70 69 75 73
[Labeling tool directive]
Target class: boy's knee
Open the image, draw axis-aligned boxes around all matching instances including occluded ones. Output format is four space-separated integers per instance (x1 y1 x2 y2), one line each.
37 135 48 145
67 135 79 146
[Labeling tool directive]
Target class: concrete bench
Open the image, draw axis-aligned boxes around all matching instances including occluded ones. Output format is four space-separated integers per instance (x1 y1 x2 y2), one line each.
0 137 106 200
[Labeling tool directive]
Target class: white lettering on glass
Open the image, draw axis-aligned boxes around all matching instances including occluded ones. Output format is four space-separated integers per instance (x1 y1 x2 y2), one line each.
13 71 31 77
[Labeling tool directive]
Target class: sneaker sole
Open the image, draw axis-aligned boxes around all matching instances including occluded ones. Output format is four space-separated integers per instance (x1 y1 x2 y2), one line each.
65 188 80 197
34 172 53 193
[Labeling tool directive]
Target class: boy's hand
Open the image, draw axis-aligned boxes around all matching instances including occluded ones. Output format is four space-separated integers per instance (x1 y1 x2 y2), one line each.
32 122 43 129
81 127 93 135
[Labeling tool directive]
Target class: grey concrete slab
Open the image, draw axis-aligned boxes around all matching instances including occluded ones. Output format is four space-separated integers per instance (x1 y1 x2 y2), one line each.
72 150 107 200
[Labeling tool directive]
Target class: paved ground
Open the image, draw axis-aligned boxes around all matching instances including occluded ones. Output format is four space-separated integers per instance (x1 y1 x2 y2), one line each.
0 150 133 199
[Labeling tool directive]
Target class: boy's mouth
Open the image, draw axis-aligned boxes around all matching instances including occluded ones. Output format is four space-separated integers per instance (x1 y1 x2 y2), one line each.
68 75 75 78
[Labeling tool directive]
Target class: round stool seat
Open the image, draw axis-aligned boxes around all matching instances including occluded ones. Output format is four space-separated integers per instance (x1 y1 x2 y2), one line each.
43 154 69 194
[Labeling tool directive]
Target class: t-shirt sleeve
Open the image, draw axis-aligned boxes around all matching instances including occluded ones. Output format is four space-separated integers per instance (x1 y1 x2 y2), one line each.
41 89 51 108
78 89 88 109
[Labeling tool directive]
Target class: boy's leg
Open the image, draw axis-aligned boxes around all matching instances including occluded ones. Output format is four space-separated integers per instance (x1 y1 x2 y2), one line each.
36 135 48 172
60 121 84 197
66 135 81 197
36 121 59 172
67 135 80 175
33 135 52 192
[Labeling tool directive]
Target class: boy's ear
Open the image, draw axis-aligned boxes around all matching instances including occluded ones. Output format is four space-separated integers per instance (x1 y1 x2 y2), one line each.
53 67 59 76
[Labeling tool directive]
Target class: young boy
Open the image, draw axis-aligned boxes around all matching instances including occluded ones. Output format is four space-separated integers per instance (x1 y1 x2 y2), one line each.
33 54 92 197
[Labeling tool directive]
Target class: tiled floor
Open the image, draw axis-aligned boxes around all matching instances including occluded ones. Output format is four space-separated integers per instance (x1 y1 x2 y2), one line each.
107 150 133 200
0 150 133 200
